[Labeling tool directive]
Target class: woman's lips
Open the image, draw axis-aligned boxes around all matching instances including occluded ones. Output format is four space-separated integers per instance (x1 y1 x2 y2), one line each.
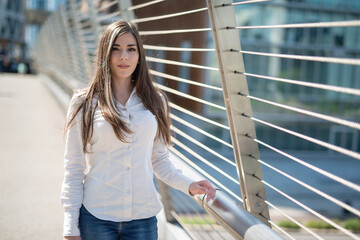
117 64 130 69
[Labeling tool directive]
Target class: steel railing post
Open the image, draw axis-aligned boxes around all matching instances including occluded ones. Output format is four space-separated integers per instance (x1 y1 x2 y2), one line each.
49 12 66 72
206 0 270 225
54 10 72 75
118 0 135 22
68 0 92 82
157 179 176 222
86 0 102 46
59 4 82 81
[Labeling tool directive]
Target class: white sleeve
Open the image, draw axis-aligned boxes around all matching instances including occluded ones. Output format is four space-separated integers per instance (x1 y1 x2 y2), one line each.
151 135 194 195
151 93 194 195
60 95 86 236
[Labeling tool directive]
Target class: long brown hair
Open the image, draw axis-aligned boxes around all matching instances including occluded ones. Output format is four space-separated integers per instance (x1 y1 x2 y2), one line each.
65 20 171 153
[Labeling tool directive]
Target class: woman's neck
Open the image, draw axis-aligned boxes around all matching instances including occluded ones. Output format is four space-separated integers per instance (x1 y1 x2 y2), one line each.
111 78 134 106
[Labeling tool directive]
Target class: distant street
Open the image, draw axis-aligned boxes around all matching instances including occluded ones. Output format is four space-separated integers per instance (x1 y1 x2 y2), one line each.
0 73 65 239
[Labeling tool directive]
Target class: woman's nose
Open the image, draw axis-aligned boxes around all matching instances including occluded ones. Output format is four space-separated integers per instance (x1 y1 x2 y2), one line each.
120 50 128 60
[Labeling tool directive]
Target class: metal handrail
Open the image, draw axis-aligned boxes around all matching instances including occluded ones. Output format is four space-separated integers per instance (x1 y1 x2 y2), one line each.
169 150 284 240
192 191 285 240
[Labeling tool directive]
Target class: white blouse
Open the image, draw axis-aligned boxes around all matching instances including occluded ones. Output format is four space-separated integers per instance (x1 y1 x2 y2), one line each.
61 89 194 236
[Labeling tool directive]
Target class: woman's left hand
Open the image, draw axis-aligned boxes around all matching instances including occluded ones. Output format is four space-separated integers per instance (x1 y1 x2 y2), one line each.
189 180 216 202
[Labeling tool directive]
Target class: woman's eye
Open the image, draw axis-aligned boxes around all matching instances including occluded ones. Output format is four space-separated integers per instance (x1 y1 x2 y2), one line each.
128 48 136 52
112 48 119 51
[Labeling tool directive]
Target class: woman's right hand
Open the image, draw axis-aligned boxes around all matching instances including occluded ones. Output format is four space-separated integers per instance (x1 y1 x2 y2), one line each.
63 236 81 240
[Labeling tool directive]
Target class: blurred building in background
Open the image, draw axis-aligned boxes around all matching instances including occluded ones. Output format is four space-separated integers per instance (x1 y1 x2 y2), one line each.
0 0 26 72
133 0 208 113
205 0 360 152
26 0 64 60
0 0 63 73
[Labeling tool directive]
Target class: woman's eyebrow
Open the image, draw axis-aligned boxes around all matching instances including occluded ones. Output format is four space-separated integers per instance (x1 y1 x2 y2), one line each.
112 43 137 47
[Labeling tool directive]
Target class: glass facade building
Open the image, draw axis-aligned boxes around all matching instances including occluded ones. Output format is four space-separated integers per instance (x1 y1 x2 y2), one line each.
0 0 26 71
25 0 64 60
205 0 360 152
0 0 64 72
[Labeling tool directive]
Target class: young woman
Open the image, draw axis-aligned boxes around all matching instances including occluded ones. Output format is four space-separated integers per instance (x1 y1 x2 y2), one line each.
61 20 216 240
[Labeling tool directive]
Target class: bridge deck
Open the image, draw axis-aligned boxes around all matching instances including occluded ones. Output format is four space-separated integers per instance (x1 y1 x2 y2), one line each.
0 73 64 239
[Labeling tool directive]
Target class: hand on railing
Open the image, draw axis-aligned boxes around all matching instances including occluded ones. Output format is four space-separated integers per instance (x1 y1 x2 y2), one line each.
189 180 216 202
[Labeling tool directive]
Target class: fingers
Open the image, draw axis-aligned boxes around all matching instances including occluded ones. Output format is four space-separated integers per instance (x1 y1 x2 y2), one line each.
199 181 216 202
206 187 216 202
202 180 216 201
189 180 217 202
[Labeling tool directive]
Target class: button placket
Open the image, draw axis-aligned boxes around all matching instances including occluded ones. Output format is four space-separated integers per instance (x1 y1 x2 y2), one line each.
124 106 133 206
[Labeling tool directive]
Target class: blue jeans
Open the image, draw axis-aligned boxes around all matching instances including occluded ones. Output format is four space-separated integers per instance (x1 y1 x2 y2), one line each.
79 205 158 240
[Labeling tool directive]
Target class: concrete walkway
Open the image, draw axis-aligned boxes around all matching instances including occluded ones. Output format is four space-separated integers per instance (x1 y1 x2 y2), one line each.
0 73 65 239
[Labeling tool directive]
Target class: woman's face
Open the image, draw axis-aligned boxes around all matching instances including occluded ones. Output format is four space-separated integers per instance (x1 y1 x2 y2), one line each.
110 32 139 82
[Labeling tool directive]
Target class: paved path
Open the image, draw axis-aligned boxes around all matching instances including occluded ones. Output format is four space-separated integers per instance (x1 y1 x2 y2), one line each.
0 73 65 239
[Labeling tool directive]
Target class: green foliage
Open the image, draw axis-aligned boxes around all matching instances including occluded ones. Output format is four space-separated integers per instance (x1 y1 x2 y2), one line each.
277 220 301 229
277 218 360 232
180 216 217 225
305 219 339 229
343 218 360 231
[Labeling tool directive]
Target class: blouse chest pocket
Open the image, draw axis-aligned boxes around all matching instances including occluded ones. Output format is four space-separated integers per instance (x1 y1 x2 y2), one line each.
90 111 116 149
130 110 158 141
